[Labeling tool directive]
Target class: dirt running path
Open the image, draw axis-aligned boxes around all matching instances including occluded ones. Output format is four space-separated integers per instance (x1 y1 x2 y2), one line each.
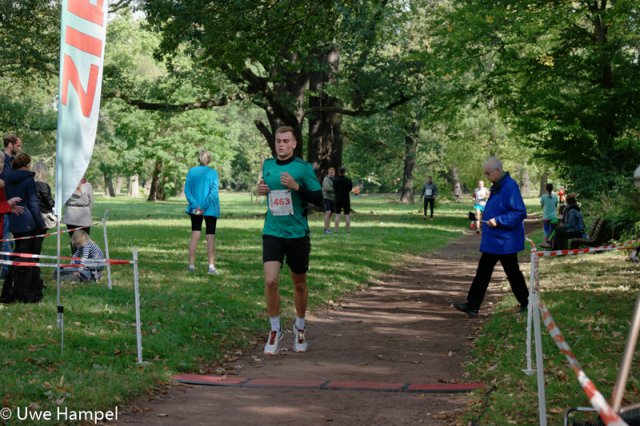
119 220 539 426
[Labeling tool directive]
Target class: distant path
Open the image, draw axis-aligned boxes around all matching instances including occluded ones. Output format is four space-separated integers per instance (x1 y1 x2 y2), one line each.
118 219 540 426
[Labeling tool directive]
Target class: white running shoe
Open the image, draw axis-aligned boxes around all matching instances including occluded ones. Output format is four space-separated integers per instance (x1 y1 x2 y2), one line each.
630 254 639 264
292 324 308 353
187 265 195 273
263 329 283 355
208 265 220 275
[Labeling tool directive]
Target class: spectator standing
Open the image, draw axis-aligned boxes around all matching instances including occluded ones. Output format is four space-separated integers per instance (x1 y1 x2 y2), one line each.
2 153 45 303
184 149 220 275
419 176 438 219
62 178 94 255
0 134 22 277
539 183 559 248
322 167 335 235
333 167 353 235
453 157 529 317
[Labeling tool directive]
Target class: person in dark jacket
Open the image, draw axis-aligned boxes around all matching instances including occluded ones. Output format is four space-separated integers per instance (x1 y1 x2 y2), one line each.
3 153 46 302
33 161 55 256
333 166 353 235
553 193 585 250
6 153 46 253
453 157 529 317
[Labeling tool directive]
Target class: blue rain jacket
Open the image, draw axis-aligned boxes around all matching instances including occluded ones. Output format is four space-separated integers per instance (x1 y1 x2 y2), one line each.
480 172 527 255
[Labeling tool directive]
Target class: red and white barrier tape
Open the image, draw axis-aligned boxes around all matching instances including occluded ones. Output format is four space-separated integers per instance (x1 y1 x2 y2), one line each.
0 224 98 243
539 302 628 426
0 251 132 265
538 243 638 258
0 259 97 269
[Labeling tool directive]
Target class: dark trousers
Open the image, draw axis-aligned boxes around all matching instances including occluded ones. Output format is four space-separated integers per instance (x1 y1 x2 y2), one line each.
467 252 529 310
424 198 435 218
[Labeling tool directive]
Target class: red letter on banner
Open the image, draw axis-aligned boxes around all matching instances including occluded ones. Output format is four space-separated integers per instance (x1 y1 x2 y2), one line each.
61 54 99 117
65 26 103 57
68 0 105 26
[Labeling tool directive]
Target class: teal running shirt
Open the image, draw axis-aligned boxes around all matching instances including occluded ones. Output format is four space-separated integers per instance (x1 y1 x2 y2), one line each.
262 156 321 238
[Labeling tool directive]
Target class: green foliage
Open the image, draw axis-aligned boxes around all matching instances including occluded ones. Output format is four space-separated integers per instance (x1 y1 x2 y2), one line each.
439 1 640 198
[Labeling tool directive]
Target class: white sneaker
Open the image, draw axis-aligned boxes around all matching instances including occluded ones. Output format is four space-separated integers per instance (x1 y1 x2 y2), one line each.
292 324 308 353
263 329 283 355
187 265 195 273
630 254 639 264
208 265 220 275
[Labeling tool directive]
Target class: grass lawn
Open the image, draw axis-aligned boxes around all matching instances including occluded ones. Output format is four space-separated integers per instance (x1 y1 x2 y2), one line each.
1 192 473 418
464 231 640 425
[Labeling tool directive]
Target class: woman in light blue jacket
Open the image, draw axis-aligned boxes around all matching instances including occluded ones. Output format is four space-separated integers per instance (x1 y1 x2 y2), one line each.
185 150 220 275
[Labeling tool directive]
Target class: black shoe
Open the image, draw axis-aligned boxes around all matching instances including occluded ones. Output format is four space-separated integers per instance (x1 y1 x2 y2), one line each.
518 304 528 315
453 302 478 318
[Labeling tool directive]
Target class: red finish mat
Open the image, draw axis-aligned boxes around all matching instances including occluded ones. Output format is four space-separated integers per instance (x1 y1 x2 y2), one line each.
173 374 485 393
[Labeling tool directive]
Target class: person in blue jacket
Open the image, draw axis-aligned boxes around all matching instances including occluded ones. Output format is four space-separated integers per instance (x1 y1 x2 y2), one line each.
453 157 529 317
185 150 220 275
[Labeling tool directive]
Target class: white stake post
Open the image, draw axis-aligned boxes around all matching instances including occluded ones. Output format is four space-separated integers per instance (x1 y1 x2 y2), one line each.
55 218 64 355
133 248 143 364
533 293 548 426
523 248 536 375
101 209 112 289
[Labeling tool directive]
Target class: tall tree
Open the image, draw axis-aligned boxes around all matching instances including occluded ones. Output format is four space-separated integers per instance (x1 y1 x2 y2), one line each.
439 0 640 196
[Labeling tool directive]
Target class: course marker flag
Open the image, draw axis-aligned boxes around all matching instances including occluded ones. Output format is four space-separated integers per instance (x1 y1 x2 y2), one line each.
55 0 108 210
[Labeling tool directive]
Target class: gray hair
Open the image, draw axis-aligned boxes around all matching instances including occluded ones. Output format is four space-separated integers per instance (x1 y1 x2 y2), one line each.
33 161 48 182
198 150 212 166
484 157 503 172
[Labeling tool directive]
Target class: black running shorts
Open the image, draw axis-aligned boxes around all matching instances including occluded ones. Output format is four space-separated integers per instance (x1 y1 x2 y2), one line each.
262 235 311 274
190 215 217 235
335 198 351 215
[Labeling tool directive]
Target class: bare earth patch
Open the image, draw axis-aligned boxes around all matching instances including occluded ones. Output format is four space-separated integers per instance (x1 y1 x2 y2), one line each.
118 220 538 426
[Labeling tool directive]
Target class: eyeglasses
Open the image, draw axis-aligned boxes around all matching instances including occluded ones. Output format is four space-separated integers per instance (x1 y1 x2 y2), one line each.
484 169 495 176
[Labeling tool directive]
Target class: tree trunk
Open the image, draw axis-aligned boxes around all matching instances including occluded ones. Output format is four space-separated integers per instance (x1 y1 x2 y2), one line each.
449 166 461 200
104 173 115 197
114 176 124 195
147 159 164 201
253 65 307 158
308 47 342 179
517 165 531 197
400 121 419 203
128 175 140 197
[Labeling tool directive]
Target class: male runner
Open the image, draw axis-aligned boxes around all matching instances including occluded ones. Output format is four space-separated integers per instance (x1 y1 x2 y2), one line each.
257 126 323 355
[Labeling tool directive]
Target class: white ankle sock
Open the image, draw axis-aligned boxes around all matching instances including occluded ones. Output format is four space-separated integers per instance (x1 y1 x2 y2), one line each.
295 317 305 331
269 316 280 332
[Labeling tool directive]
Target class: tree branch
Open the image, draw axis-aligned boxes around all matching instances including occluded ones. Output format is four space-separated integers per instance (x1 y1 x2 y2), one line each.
104 91 245 111
307 94 411 117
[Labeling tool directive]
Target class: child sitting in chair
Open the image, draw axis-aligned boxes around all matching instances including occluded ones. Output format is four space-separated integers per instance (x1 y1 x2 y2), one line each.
59 230 105 282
